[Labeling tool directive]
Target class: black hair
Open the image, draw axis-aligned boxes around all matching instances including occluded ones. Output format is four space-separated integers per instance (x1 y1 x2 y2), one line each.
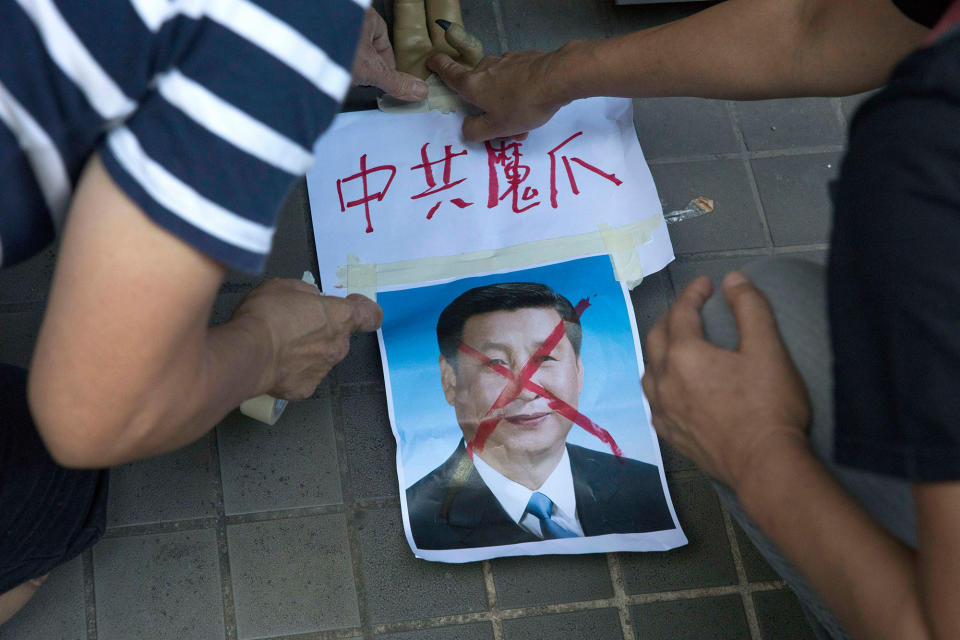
436 282 582 364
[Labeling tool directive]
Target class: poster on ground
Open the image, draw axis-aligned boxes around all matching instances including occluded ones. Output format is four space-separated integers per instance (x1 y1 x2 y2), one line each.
307 98 686 561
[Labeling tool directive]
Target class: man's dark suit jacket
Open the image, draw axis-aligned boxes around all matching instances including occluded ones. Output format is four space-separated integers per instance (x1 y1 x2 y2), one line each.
406 441 674 550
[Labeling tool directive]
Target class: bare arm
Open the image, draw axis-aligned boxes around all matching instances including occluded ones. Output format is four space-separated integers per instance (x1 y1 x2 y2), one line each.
427 0 928 140
643 274 960 639
29 155 381 468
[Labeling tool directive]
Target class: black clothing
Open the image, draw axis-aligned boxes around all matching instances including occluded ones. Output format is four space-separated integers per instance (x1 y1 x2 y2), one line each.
829 24 960 480
0 366 108 592
406 442 675 550
893 0 952 27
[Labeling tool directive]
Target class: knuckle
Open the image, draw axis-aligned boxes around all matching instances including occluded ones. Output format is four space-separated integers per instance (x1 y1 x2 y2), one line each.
668 342 702 371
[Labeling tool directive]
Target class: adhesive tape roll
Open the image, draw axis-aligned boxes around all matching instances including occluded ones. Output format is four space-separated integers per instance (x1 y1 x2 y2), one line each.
239 394 288 425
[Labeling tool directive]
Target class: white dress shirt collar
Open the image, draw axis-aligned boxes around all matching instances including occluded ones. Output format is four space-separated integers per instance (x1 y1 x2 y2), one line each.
472 447 585 538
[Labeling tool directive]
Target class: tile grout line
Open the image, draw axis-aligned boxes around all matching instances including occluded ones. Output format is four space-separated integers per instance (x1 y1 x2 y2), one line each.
831 97 849 132
82 547 98 640
646 144 846 166
224 505 351 526
489 0 510 53
364 581 794 637
212 430 240 640
670 243 828 264
482 560 506 640
725 101 776 253
103 517 218 538
331 389 375 640
260 628 364 640
720 507 763 640
606 553 636 640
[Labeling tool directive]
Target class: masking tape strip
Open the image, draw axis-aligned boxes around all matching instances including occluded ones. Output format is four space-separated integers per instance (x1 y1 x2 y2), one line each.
599 222 646 290
337 215 663 299
239 395 288 425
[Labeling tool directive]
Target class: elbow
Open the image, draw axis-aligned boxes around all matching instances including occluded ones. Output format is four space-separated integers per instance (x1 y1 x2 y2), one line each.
27 370 137 469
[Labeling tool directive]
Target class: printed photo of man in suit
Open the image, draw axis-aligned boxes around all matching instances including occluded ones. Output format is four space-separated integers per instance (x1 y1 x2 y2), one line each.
406 282 675 550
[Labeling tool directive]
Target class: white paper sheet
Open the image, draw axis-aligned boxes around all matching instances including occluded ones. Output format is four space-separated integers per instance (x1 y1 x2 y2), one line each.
306 98 685 561
306 98 673 295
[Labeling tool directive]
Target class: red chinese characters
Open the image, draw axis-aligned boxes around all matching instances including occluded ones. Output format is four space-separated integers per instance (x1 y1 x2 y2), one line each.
547 132 623 208
335 131 623 233
336 154 396 233
410 143 474 219
485 138 540 213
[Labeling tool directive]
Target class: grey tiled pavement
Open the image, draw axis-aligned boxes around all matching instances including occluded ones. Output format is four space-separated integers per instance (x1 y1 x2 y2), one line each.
1 1 870 638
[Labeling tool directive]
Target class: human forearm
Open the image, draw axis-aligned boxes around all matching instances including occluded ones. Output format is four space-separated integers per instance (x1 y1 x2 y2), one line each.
100 315 276 465
429 0 927 140
552 0 926 103
30 155 380 469
737 436 929 639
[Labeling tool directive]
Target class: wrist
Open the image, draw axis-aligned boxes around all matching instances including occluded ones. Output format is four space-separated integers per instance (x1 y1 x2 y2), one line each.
211 312 278 398
732 427 813 503
544 39 598 106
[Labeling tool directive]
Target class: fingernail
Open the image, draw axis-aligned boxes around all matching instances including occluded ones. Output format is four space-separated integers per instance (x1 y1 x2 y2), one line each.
724 271 748 288
435 19 452 30
413 80 429 99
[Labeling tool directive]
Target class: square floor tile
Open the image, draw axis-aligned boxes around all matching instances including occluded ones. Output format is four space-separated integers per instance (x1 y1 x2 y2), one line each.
630 268 672 341
631 594 749 639
732 99 844 152
107 434 217 527
619 477 737 594
265 178 315 279
500 0 607 50
668 256 759 295
0 245 55 306
491 553 612 608
658 436 698 473
339 388 400 500
376 622 495 640
651 160 766 255
460 0 505 57
0 310 42 368
228 514 360 638
0 556 85 640
630 595 750 640
751 153 840 247
502 608 622 640
218 397 343 515
601 2 708 36
633 98 739 160
94 529 224 640
753 589 817 640
731 521 779 583
333 331 384 386
356 507 487 624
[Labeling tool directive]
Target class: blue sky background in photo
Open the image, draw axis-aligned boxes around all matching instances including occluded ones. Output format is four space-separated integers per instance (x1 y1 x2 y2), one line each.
378 255 659 488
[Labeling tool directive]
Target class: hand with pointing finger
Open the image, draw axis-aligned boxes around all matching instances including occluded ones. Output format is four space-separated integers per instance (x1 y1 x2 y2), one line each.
426 47 569 142
641 271 811 492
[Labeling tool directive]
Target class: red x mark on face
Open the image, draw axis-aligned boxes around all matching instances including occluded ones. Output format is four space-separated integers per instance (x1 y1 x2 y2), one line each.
457 298 624 459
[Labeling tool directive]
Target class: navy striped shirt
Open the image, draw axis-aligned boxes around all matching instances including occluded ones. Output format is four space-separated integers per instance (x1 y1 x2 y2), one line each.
0 0 367 272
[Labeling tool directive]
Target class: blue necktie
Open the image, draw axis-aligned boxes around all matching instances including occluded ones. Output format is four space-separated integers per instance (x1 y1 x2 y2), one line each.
525 492 578 539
